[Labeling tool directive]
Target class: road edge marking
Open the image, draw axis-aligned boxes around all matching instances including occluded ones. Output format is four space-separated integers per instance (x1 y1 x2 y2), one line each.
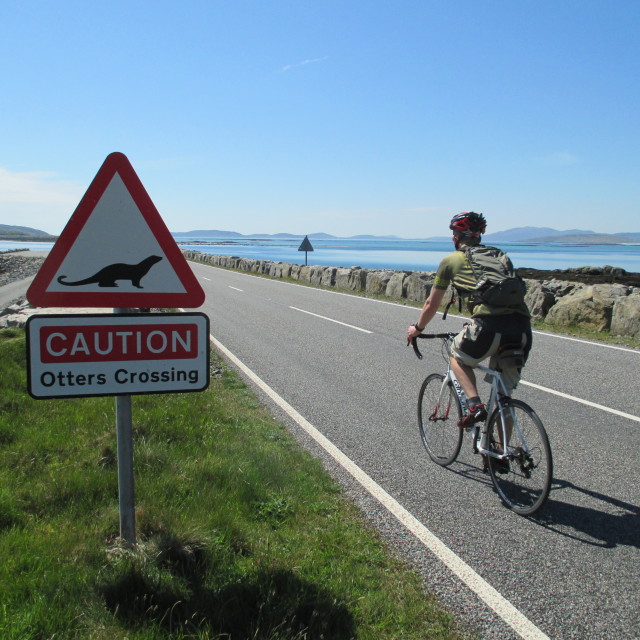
521 380 640 423
209 332 551 640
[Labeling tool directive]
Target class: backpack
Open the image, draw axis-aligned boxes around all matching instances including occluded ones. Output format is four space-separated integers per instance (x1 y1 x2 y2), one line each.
461 245 527 307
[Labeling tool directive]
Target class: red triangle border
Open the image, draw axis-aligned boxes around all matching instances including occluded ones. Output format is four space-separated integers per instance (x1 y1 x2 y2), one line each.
27 153 205 308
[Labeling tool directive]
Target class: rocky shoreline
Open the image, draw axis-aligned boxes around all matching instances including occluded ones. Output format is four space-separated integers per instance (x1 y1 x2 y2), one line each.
0 251 46 288
516 265 640 287
183 251 640 341
1 250 638 341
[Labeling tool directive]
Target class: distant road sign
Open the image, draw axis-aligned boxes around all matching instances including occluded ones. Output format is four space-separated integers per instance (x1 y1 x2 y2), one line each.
298 235 314 265
298 235 314 252
27 152 205 308
26 313 210 398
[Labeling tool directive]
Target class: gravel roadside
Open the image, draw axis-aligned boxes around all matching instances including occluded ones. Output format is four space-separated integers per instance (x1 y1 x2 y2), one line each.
0 252 46 288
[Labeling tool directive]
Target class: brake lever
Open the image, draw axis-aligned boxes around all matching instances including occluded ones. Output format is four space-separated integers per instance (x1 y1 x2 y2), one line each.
409 337 423 360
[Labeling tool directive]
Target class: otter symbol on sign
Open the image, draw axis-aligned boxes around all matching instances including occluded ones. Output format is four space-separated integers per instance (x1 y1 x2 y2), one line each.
56 256 163 288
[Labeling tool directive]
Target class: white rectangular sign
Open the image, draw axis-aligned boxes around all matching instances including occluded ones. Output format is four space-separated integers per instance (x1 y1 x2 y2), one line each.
26 313 210 399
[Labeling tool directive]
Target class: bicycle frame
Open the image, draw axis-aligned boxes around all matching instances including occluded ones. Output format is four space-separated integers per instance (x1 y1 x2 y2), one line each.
440 360 528 463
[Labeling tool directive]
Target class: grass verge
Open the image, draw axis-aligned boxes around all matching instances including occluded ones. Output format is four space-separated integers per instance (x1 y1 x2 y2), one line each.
0 328 468 640
530 318 639 348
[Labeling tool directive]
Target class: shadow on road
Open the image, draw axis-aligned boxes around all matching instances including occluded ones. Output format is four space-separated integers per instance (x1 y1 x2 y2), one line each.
444 460 639 549
527 479 640 548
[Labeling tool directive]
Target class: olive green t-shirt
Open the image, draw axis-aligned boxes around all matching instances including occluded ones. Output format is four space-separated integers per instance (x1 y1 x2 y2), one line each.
433 250 530 318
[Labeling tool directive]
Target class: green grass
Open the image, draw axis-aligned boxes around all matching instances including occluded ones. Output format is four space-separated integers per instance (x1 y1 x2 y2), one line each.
0 328 468 640
530 318 639 348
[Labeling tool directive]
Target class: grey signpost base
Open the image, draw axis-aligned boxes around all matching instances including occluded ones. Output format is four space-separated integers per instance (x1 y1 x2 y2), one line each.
115 308 136 546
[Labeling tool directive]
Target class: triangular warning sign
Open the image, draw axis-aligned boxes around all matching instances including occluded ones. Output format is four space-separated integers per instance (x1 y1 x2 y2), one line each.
27 152 205 308
298 236 314 252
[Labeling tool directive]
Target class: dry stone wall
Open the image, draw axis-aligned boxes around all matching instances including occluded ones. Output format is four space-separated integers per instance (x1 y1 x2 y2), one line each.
183 251 640 341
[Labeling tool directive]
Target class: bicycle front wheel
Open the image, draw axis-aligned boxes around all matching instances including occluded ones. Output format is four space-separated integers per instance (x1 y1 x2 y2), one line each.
418 373 463 466
487 399 552 515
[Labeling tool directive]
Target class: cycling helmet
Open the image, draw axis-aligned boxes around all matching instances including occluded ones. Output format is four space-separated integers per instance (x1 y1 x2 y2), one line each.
449 211 486 237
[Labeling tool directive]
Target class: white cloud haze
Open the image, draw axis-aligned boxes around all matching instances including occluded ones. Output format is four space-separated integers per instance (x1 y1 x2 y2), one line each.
281 56 329 72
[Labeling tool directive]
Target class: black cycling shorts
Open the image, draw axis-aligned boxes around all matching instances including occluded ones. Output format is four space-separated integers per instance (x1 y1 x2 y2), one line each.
450 314 532 392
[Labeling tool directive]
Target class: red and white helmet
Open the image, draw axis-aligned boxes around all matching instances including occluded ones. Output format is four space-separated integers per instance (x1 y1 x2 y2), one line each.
449 211 486 238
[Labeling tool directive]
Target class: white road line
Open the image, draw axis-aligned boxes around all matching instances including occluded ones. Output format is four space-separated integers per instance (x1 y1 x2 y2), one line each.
210 332 551 640
202 277 211 281
532 330 639 354
229 286 244 292
521 381 640 423
289 306 373 333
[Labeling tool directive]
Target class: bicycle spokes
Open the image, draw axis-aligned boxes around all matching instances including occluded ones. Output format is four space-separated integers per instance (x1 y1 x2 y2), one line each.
487 400 552 515
418 373 463 466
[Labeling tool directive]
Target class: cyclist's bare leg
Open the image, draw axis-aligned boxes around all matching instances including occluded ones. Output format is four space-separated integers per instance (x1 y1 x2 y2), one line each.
450 357 479 400
495 411 513 453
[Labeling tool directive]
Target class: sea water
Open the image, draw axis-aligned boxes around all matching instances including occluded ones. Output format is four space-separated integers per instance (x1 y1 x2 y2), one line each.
2 237 639 273
170 236 640 272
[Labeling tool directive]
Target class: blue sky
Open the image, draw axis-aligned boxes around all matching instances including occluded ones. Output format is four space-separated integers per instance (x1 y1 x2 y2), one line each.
1 1 638 238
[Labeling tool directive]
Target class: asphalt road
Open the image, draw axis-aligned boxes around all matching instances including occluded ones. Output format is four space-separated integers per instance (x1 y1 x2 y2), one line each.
3 260 638 639
0 275 36 309
189 262 639 640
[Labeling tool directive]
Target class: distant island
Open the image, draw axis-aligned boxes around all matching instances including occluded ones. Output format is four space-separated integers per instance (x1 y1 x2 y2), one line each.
170 230 405 241
171 227 640 245
479 227 640 244
2 224 639 245
0 224 58 242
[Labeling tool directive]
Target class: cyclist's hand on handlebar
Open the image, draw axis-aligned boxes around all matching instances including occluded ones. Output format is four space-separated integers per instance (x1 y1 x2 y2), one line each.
407 323 422 344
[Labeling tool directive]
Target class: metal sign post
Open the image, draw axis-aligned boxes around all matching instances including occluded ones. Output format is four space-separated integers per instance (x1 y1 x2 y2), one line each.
114 308 136 545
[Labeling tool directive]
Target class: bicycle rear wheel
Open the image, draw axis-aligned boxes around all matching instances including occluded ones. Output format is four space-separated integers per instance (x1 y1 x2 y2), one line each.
486 399 552 515
418 373 463 466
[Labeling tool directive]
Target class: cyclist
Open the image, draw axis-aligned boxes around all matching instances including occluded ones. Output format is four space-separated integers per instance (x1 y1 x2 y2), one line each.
406 211 532 428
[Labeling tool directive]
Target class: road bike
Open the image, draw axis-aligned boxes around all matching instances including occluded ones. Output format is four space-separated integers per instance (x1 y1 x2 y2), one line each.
411 332 552 515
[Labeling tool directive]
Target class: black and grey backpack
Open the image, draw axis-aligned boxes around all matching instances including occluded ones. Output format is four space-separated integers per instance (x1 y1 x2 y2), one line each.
461 244 527 307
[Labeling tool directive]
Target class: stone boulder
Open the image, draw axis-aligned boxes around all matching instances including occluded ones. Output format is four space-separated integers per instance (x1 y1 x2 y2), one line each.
404 272 433 303
611 294 640 339
542 279 576 298
385 272 408 299
524 279 556 320
321 267 337 287
545 284 630 331
366 270 395 295
239 258 258 272
268 262 291 278
335 267 367 291
305 266 326 285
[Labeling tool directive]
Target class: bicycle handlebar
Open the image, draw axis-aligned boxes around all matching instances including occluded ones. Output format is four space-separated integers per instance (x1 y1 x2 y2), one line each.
408 332 457 360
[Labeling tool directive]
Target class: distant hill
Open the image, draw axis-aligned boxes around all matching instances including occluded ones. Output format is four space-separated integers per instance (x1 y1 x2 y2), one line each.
0 224 57 241
170 227 640 245
618 232 640 242
171 230 244 238
527 233 634 244
483 227 640 244
349 234 402 240
483 227 595 242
